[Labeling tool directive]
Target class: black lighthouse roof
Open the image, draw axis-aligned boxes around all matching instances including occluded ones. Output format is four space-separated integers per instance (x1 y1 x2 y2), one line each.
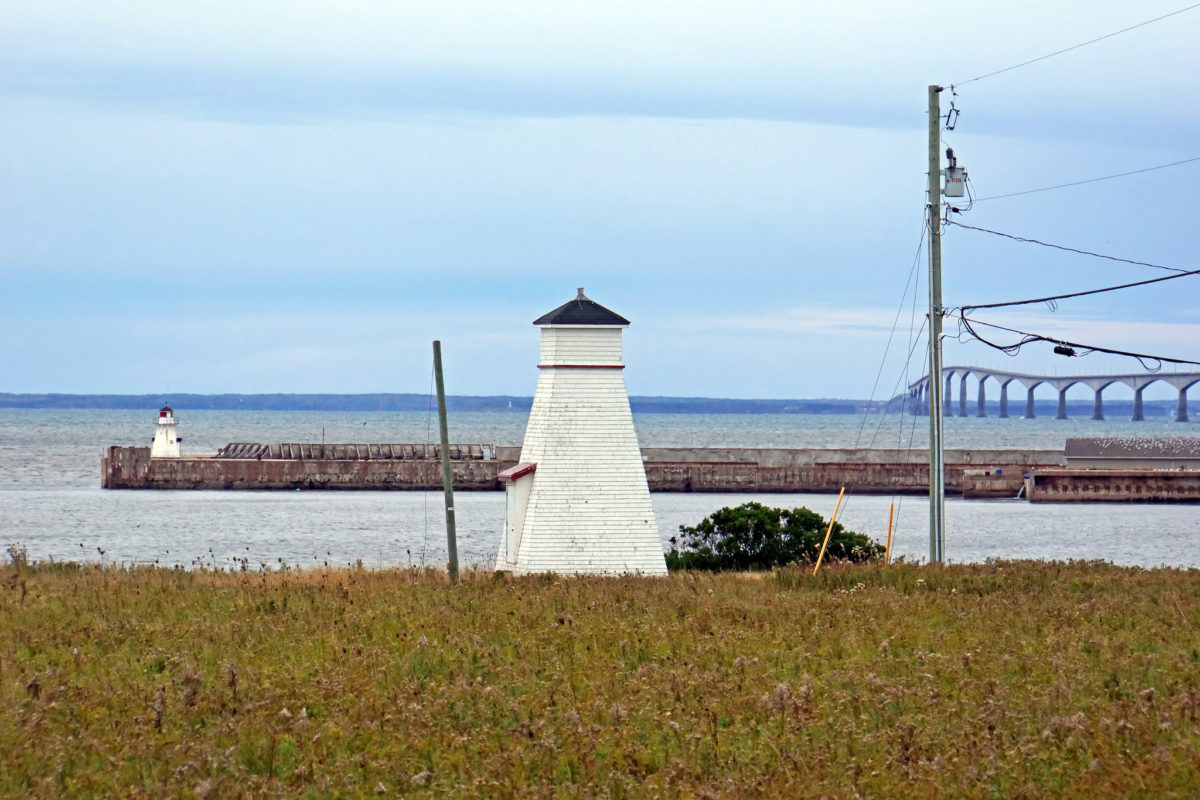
533 288 630 326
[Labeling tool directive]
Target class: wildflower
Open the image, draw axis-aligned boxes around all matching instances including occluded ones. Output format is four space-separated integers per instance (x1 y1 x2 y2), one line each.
770 683 791 712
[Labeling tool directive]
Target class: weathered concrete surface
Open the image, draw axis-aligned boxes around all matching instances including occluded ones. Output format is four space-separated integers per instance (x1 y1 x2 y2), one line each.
1025 468 1200 503
646 461 1029 496
640 447 1060 468
103 445 1056 495
960 470 1027 499
103 447 508 491
108 444 1200 500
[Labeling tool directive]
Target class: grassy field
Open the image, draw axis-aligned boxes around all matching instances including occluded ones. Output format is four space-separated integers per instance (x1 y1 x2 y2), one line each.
2 555 1199 798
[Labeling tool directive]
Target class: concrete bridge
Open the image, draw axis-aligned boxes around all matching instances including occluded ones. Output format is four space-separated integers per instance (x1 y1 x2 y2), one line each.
908 366 1200 421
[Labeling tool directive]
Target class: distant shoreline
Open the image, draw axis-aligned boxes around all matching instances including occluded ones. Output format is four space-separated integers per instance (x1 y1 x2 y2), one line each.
0 392 888 414
0 393 1184 417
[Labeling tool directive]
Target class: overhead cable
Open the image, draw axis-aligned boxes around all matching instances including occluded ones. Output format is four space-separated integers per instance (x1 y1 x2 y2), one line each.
853 217 927 450
973 155 1200 202
946 220 1193 275
956 315 1200 369
955 2 1200 86
960 265 1200 313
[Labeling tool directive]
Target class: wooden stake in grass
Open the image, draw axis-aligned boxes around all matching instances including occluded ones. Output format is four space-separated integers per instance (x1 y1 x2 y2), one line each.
433 340 460 584
812 487 846 576
885 502 895 566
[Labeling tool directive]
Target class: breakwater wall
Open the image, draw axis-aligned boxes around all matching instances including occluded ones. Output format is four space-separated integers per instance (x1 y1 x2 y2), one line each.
102 446 506 491
102 445 1061 495
1025 469 1200 503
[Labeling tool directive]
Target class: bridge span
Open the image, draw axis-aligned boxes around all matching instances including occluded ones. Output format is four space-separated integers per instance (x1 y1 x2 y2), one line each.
908 366 1200 421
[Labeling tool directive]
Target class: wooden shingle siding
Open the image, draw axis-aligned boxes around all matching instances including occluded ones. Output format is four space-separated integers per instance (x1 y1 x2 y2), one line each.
539 327 624 366
497 322 667 576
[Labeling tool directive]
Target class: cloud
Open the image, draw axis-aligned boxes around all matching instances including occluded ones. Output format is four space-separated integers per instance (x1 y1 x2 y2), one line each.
3 1 1196 134
3 1 1199 398
703 306 906 338
0 57 919 129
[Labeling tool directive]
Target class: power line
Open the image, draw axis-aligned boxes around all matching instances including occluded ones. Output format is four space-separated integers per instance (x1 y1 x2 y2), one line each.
955 3 1200 86
946 220 1193 275
865 315 927 451
973 156 1200 202
957 315 1200 369
960 265 1200 313
853 217 926 450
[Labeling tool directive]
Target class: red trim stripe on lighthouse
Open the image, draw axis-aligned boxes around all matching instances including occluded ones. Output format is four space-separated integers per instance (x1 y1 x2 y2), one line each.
537 364 625 369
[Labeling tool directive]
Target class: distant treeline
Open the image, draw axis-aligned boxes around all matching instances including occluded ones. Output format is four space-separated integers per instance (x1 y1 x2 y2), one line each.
0 393 527 412
0 393 896 415
0 393 1183 416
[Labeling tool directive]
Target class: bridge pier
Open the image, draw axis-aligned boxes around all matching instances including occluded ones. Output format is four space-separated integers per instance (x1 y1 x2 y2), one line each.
909 368 1200 423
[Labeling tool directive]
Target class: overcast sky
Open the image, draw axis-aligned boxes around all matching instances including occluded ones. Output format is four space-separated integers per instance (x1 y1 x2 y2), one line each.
3 1 1198 400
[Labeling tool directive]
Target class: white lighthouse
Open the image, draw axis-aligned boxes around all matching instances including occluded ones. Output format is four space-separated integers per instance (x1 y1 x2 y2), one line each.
496 289 667 576
150 403 182 458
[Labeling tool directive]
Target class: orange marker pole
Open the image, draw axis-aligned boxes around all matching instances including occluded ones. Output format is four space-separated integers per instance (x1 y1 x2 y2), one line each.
813 487 846 576
884 502 895 565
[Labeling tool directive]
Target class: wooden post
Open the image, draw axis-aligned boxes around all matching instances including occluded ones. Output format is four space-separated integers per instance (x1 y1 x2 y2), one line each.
813 487 846 576
433 340 460 584
885 502 895 565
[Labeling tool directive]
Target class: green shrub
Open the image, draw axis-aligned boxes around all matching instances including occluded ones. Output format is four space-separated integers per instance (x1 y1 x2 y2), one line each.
666 501 883 571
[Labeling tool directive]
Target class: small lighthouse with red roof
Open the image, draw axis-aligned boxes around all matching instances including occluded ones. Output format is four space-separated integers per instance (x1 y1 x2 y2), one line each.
150 403 182 458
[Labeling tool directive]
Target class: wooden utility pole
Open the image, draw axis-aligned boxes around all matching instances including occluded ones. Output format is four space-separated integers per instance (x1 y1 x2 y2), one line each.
433 340 460 583
927 84 946 564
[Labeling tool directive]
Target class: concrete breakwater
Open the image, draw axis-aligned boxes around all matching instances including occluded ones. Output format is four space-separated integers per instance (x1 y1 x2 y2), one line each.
102 444 1060 495
1024 468 1200 503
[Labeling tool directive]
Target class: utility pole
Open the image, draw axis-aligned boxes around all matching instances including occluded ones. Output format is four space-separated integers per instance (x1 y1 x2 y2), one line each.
433 340 460 583
927 84 946 564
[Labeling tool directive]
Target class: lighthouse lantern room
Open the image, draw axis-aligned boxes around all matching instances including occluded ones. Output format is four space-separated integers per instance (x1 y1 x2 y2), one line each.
495 289 667 576
150 403 182 458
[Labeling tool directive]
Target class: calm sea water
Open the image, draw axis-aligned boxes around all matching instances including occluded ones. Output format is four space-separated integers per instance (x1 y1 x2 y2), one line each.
1 408 1197 569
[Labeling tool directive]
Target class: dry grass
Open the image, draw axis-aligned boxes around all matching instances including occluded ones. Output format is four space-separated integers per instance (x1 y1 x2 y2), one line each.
2 555 1199 798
